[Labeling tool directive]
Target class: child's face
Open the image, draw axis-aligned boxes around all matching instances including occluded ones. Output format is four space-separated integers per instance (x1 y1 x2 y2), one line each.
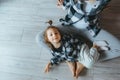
46 28 61 44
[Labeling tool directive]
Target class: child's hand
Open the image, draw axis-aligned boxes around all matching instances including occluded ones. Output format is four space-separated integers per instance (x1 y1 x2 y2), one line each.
44 62 51 73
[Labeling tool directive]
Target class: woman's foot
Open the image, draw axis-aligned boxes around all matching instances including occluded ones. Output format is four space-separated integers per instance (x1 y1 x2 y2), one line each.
93 40 109 47
93 41 110 51
93 43 110 51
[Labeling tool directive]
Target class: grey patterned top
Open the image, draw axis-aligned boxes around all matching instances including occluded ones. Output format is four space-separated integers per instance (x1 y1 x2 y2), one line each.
50 33 84 65
50 33 100 68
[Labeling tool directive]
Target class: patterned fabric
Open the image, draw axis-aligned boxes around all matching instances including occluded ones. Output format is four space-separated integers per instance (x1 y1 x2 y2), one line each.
60 0 111 37
78 44 100 68
49 33 100 68
50 33 84 65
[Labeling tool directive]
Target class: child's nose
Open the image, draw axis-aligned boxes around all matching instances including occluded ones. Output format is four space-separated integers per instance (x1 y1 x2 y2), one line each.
53 34 56 37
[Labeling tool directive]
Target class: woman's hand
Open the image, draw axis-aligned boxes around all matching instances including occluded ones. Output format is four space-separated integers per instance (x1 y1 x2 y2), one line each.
44 62 51 73
57 0 64 6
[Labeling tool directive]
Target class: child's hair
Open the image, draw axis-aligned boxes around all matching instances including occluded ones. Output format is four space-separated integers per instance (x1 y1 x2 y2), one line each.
43 20 62 50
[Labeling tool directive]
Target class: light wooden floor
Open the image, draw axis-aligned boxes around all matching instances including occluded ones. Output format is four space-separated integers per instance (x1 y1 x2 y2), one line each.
0 0 120 80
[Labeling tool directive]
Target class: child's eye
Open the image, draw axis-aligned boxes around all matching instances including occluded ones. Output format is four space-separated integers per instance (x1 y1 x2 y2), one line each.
55 33 58 34
50 34 53 36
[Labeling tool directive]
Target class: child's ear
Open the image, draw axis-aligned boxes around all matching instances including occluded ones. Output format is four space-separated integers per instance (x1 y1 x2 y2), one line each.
44 35 48 43
46 36 50 43
46 38 49 42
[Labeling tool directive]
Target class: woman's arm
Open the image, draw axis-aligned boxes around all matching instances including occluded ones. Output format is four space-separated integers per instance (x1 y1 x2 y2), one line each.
57 0 64 6
57 0 71 10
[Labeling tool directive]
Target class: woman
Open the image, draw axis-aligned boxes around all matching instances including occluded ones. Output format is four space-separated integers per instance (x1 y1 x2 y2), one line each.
57 0 120 61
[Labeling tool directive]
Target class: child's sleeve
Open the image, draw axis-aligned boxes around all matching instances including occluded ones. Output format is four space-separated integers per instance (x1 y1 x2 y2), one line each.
78 44 100 69
50 51 66 65
50 57 61 65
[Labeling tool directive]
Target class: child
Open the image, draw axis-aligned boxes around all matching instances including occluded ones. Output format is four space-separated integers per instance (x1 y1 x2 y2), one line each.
57 0 120 61
43 20 100 78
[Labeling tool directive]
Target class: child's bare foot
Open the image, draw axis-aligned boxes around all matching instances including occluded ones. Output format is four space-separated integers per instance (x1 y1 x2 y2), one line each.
75 62 84 78
75 68 80 78
74 77 78 80
66 61 76 77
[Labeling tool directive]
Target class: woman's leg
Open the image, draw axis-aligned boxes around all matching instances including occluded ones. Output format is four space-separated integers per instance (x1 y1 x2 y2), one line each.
75 62 84 79
74 28 120 61
66 61 76 77
72 20 94 41
73 21 120 61
94 29 120 61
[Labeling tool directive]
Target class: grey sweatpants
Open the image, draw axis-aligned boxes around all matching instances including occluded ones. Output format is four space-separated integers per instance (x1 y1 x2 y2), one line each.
73 22 120 61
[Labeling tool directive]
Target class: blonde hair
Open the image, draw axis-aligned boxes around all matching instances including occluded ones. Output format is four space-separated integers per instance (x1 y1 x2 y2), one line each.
43 20 62 50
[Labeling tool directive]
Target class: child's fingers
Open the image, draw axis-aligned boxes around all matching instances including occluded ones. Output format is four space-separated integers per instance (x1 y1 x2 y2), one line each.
44 68 47 73
44 65 51 73
44 67 49 73
44 62 51 73
44 65 49 73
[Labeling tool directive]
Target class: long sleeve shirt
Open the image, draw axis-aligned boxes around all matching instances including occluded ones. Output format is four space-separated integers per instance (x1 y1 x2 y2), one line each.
49 33 100 68
50 33 84 64
60 0 111 37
